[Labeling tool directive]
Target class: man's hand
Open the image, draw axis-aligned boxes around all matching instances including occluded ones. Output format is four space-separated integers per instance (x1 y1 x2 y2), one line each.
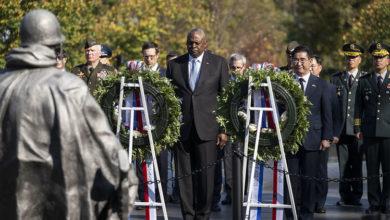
333 137 339 144
320 140 331 150
216 133 228 149
356 132 363 140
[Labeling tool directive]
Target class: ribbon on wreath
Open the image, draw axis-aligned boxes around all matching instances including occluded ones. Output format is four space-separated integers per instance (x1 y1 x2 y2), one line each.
249 84 284 220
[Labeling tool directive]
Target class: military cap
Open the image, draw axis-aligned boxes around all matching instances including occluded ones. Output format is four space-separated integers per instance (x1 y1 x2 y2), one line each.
100 44 112 58
342 43 364 56
84 38 98 49
286 41 300 54
368 42 390 57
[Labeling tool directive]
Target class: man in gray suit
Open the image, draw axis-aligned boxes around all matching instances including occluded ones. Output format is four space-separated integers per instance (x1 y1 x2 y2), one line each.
166 28 229 220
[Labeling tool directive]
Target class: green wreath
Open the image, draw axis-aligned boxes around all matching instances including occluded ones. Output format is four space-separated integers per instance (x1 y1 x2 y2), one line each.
94 69 181 159
217 69 311 161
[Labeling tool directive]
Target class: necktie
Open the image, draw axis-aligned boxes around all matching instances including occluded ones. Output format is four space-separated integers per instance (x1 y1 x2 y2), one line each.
348 74 354 88
378 75 383 89
190 59 198 91
299 78 305 92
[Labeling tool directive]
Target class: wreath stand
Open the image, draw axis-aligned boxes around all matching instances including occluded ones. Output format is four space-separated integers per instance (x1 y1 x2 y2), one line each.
242 76 297 220
115 76 168 220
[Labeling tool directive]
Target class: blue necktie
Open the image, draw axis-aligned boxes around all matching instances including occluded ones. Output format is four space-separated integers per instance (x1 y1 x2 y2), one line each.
190 59 198 91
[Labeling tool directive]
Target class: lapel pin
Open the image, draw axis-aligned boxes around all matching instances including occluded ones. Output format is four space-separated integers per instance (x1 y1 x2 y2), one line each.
312 84 316 88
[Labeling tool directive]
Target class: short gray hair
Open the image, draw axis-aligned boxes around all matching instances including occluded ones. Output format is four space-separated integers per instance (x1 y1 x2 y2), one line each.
229 53 247 66
187 28 206 41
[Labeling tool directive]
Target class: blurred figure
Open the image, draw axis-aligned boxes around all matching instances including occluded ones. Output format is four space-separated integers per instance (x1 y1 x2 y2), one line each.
331 43 365 208
280 41 300 73
0 9 135 219
100 44 113 65
55 48 67 70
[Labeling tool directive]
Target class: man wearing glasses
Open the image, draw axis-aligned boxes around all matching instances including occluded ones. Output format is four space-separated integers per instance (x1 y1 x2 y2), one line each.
285 45 333 220
141 41 166 76
354 42 390 215
330 43 365 207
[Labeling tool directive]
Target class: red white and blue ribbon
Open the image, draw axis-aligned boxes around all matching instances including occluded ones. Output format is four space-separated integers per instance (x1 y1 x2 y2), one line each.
249 81 284 220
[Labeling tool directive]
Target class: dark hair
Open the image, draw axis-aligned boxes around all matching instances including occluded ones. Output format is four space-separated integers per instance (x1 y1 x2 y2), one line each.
142 41 159 54
312 55 322 65
291 45 313 58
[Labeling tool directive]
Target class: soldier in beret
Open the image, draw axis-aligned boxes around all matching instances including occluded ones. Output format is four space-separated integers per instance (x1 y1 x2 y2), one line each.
354 42 390 214
330 43 366 207
100 44 113 65
71 39 117 93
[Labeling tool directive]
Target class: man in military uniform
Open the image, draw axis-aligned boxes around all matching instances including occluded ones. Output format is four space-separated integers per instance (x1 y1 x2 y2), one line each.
354 42 390 214
71 39 116 93
280 41 300 73
331 43 365 207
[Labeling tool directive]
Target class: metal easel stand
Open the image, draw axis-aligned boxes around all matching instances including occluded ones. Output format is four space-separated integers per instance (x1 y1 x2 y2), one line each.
115 76 168 220
242 76 297 220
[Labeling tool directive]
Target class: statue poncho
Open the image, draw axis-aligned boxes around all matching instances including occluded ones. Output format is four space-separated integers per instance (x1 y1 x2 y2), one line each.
0 44 135 219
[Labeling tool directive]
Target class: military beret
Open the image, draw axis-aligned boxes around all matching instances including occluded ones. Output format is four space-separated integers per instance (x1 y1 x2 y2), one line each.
84 38 98 49
286 41 300 54
368 42 390 57
342 43 364 56
100 44 112 58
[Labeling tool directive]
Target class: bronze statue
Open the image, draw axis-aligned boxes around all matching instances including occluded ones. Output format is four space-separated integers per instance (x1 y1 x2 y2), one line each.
0 9 137 219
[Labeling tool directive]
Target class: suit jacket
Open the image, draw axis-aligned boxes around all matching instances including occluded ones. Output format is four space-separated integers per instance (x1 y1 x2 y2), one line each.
327 82 342 138
354 71 390 138
166 51 229 141
301 74 333 150
331 70 365 136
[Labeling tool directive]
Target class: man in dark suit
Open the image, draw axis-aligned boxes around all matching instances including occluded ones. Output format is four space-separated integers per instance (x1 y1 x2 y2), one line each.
141 41 166 76
311 55 341 213
284 46 333 220
166 28 229 220
354 42 390 215
331 43 365 207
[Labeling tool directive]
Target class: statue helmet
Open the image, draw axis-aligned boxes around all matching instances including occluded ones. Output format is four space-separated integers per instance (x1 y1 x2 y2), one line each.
20 9 65 47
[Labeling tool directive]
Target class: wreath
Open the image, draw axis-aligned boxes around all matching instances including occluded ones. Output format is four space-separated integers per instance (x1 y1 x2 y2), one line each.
94 69 181 159
217 69 311 161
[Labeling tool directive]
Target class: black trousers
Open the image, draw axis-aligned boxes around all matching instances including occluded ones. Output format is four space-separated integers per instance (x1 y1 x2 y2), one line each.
174 127 217 220
223 141 234 198
336 135 363 203
284 148 320 220
364 137 390 210
315 149 329 208
212 149 224 205
136 151 169 202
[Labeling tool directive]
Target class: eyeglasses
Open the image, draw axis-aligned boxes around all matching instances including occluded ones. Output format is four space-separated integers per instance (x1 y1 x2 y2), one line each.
292 58 309 64
230 65 243 70
143 55 156 59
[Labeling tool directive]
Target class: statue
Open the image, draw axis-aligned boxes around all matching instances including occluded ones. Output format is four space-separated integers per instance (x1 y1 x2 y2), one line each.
0 9 137 219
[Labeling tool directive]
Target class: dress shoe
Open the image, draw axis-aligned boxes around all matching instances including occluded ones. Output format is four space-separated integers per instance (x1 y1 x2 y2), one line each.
365 206 381 214
314 207 326 214
211 203 221 212
348 200 362 206
221 195 232 205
